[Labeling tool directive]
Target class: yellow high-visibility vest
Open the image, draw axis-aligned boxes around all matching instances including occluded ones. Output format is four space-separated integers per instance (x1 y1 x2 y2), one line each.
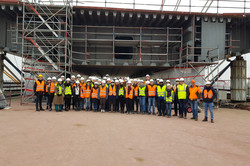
177 84 187 99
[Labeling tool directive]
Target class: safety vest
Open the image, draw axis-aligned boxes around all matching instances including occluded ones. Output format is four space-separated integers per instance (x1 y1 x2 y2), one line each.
125 86 133 99
100 86 107 98
157 85 166 97
92 88 98 99
50 82 56 93
204 89 213 99
55 84 63 96
119 87 125 96
148 85 156 96
84 86 91 98
109 85 116 96
64 85 72 95
80 82 86 87
36 80 45 92
46 84 49 93
80 86 85 99
166 90 174 102
134 86 139 97
138 86 146 97
189 85 201 100
177 84 187 99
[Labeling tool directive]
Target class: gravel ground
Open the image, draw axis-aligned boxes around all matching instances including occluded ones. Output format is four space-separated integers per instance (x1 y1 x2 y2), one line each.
0 99 250 166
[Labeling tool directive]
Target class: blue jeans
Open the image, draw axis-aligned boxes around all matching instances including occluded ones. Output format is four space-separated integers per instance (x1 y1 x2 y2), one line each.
80 98 85 109
204 102 214 120
190 100 198 119
85 98 91 109
166 102 172 116
138 96 146 112
179 99 187 117
148 97 155 113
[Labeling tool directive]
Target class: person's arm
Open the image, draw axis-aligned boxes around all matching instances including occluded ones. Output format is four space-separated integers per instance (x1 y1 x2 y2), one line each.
98 87 100 99
186 86 189 100
106 88 109 100
197 86 201 99
145 86 148 97
44 81 46 93
172 90 175 102
164 91 166 101
201 89 204 100
33 81 37 93
212 88 217 100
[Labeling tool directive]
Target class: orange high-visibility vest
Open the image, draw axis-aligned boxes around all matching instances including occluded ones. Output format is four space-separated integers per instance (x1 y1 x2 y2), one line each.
189 85 201 100
91 88 98 99
125 86 134 99
204 89 213 99
147 85 156 97
36 80 45 92
85 86 91 98
99 86 107 98
134 86 139 97
50 82 56 93
80 82 86 87
46 84 49 93
109 85 116 96
80 86 85 99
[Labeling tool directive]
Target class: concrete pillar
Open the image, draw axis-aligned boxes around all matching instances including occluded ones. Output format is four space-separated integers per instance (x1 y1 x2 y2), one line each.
0 53 4 91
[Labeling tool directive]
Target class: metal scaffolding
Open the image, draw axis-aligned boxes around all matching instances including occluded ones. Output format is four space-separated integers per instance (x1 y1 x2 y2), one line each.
15 0 73 104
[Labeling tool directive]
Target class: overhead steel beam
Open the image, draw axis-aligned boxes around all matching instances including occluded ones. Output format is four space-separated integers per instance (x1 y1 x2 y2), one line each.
201 0 215 13
174 0 182 11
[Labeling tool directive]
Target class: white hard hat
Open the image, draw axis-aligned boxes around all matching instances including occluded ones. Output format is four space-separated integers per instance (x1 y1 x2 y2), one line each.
115 80 119 83
140 80 144 83
103 77 107 80
94 82 98 85
102 80 106 84
127 80 132 84
166 80 170 83
77 74 81 77
76 80 80 84
106 74 110 77
180 78 184 81
156 79 159 81
66 78 70 81
150 79 154 82
146 81 150 84
120 80 124 83
86 79 90 82
146 74 150 77
159 79 164 83
52 77 56 80
206 81 211 85
111 80 114 83
134 79 138 82
167 84 171 87
107 78 111 81
176 79 180 82
47 77 51 80
71 75 75 78
58 78 62 82
80 77 84 81
60 75 64 78
98 79 101 82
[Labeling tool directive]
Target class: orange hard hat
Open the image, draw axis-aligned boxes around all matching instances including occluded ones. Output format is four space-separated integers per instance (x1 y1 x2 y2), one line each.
191 79 195 83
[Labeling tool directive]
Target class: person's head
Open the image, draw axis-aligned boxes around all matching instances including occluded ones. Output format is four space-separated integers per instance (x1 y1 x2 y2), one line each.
38 74 43 80
101 80 106 86
115 80 119 86
111 80 114 85
159 79 164 85
77 74 81 80
71 75 75 81
156 79 160 85
140 80 144 86
120 80 124 86
191 79 196 86
205 81 211 87
167 84 171 90
179 78 184 85
150 79 154 85
107 78 111 83
86 80 90 85
58 78 62 84
61 75 65 81
80 77 84 83
52 77 56 83
47 77 51 83
146 74 150 80
66 78 70 84
166 80 170 85
94 82 98 88
127 80 132 86
134 79 138 84
146 81 150 85
75 80 80 86
176 79 180 85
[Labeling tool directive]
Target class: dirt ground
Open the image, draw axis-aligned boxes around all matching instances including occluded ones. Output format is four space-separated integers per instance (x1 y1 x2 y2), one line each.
0 98 250 166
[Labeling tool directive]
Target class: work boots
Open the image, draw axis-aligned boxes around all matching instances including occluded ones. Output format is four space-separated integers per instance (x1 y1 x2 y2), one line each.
211 119 214 123
202 117 208 122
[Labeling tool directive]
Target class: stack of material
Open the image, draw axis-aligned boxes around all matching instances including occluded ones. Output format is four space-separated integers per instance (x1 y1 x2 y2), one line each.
0 89 9 109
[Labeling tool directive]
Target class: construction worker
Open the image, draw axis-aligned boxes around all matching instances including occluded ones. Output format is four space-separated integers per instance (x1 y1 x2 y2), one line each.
45 77 51 110
125 80 134 114
144 74 150 85
138 80 146 114
176 78 189 119
54 78 64 112
145 80 150 112
105 78 111 111
47 77 57 111
34 74 46 111
189 79 201 121
165 84 174 118
64 78 72 111
108 80 117 112
133 79 139 113
61 75 65 83
76 74 81 81
79 77 86 110
73 80 81 111
156 79 166 116
202 81 216 123
99 80 108 113
173 79 180 116
114 80 120 112
91 82 99 112
71 75 76 109
118 80 126 113
84 80 92 111
147 79 156 115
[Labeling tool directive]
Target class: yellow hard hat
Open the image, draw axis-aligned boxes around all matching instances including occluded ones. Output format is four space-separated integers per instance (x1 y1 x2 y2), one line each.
38 74 43 78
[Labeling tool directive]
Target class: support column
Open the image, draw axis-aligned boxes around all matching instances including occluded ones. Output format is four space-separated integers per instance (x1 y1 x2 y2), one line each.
0 52 4 91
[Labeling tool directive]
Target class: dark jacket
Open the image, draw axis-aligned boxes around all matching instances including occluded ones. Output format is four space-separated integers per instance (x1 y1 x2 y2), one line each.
202 86 217 103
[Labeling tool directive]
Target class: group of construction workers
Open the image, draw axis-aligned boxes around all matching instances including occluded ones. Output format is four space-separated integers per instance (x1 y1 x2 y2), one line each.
34 74 217 123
